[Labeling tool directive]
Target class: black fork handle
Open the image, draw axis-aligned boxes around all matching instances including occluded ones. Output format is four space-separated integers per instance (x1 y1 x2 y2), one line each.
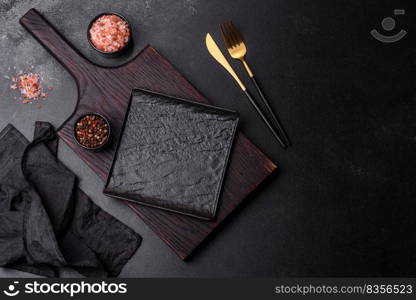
251 76 291 146
243 90 287 149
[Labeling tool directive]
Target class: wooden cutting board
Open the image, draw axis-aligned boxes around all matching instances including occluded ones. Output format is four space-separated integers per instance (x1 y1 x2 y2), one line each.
20 8 277 260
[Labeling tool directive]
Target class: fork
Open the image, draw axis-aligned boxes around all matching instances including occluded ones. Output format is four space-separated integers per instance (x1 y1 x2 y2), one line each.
206 34 287 149
220 21 291 146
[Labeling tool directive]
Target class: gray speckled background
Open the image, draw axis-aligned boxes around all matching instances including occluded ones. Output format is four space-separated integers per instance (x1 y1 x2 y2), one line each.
1 0 416 277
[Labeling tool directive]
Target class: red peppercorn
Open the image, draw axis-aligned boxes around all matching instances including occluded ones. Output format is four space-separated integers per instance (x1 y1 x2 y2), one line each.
75 114 109 148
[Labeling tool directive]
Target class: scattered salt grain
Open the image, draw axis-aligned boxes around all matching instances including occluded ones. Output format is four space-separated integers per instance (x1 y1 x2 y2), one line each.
10 73 51 104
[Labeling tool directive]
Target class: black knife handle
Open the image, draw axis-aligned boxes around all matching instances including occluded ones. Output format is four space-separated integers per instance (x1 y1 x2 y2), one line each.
243 89 287 149
250 76 291 146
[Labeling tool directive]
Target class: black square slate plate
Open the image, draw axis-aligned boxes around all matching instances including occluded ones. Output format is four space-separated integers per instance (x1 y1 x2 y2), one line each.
104 89 239 220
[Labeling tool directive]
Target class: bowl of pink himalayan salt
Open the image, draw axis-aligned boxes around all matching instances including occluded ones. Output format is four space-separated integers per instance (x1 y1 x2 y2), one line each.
87 13 132 56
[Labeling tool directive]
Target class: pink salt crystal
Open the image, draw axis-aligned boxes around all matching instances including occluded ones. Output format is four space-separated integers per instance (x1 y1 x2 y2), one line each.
11 73 49 104
89 14 130 52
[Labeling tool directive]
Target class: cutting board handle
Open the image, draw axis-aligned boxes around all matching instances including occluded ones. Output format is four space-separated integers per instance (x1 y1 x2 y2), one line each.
20 8 94 80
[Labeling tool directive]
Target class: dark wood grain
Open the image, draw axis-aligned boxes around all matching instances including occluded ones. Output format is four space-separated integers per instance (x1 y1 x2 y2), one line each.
20 8 277 260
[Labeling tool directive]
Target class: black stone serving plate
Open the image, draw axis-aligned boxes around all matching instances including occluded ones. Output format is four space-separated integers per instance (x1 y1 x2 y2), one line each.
103 89 239 220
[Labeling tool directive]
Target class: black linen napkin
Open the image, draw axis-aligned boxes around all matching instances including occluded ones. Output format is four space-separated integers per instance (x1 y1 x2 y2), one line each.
0 122 141 277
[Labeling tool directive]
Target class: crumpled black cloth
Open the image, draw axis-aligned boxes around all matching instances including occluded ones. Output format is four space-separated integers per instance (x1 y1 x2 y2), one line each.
0 122 141 277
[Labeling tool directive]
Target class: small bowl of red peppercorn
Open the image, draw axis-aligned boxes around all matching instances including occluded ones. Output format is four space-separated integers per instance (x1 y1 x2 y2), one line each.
74 113 111 151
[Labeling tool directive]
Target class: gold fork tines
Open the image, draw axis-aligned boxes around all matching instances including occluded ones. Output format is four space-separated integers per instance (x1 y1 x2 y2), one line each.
220 21 253 77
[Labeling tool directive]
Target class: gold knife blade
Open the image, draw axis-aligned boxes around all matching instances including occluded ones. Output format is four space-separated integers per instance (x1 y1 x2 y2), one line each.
205 33 246 91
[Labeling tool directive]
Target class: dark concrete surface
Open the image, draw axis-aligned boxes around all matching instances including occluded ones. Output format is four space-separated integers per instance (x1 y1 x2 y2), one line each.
1 0 416 277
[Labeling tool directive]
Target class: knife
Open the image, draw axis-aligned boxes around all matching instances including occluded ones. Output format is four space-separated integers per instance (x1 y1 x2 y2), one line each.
205 33 287 148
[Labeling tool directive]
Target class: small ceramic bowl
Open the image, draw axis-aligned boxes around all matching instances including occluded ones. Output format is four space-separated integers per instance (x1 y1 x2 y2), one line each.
87 12 132 57
73 112 111 151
